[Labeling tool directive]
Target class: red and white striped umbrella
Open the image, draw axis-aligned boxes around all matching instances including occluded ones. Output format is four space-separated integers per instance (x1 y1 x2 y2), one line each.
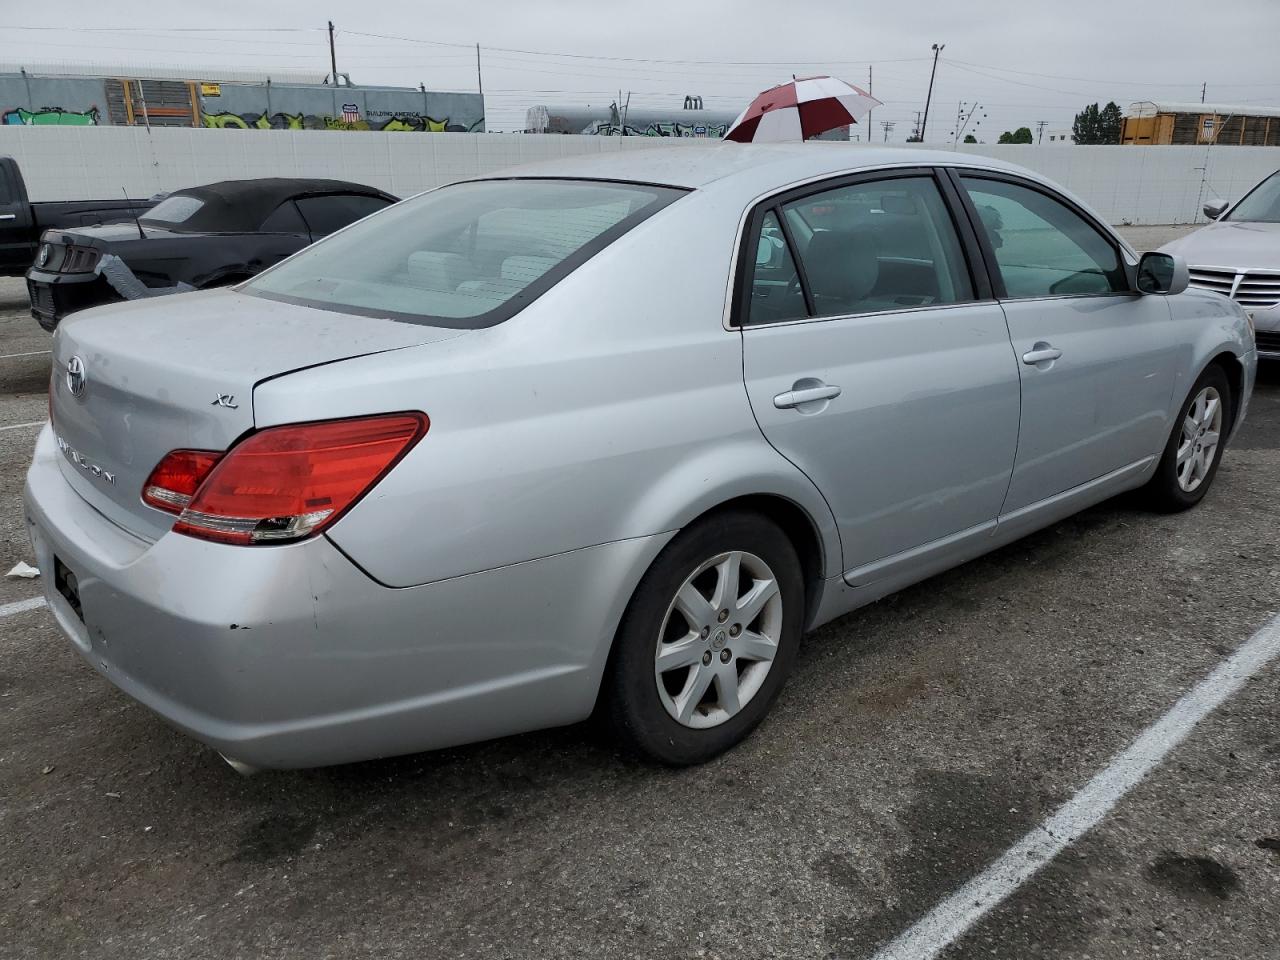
724 76 882 142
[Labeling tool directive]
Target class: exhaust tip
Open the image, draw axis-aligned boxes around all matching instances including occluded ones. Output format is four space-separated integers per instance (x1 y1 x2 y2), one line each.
219 753 262 777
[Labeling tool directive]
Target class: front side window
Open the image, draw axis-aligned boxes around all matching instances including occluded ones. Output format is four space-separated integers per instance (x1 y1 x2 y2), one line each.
960 176 1127 298
1226 171 1280 223
245 179 681 327
741 175 974 326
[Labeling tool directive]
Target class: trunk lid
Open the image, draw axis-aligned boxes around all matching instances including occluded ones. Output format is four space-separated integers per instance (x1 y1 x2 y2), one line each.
50 288 466 541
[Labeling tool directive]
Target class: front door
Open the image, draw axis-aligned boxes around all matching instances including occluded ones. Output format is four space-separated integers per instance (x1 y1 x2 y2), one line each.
739 171 1021 577
0 164 35 273
955 173 1179 514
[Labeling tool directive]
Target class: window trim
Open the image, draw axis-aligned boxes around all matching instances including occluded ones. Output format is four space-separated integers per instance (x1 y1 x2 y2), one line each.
729 167 992 330
944 167 1138 302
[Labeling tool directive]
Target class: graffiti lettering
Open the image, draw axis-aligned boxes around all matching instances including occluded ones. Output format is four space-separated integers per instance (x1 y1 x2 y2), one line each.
201 110 475 133
3 105 100 126
593 120 728 138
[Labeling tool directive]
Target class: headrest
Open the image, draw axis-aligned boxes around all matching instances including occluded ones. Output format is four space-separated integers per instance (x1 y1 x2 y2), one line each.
802 228 879 303
407 251 466 291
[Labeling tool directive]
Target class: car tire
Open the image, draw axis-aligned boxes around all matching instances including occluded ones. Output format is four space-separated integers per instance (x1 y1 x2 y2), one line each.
604 509 804 765
1142 364 1233 512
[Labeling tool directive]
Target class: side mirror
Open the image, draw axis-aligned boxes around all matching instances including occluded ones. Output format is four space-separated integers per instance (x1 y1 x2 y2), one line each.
1203 199 1229 220
1137 252 1189 296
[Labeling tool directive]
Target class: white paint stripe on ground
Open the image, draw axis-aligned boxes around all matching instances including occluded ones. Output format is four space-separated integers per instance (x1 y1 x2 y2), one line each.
0 350 51 360
870 611 1280 960
0 595 47 618
0 420 44 432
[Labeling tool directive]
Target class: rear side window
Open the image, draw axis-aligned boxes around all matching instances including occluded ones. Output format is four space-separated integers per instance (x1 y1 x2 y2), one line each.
295 194 393 237
960 177 1126 297
741 174 973 325
246 179 683 327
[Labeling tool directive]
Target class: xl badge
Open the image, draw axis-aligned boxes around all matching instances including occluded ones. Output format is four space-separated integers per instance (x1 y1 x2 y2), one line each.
66 356 87 398
212 394 239 409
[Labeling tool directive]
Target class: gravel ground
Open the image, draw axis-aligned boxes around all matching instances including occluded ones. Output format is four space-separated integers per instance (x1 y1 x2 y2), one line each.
2 225 1278 960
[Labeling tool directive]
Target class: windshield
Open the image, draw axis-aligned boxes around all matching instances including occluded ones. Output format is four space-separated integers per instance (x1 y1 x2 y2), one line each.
244 179 683 327
140 194 205 225
1226 171 1280 223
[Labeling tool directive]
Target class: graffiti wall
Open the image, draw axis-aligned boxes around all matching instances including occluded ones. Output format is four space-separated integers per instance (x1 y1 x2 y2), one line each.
0 73 483 133
0 76 106 127
197 83 484 133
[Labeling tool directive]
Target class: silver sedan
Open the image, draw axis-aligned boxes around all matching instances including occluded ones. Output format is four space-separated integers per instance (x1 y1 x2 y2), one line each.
25 145 1256 771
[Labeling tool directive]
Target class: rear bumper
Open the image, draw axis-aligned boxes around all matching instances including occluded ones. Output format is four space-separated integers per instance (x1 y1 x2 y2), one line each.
25 268 117 331
24 426 668 768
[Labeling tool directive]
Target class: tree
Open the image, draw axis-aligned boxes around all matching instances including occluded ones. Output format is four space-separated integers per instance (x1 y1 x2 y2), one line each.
1073 101 1123 144
963 133 978 143
998 127 1033 144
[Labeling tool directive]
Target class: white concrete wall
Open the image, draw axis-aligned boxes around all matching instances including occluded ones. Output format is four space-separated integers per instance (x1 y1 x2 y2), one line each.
3 126 1278 225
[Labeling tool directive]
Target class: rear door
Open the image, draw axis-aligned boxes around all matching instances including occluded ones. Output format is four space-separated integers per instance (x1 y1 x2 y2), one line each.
738 169 1021 579
953 171 1178 515
0 162 36 272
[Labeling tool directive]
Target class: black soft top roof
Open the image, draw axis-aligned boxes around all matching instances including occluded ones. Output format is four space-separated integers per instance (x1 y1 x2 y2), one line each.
141 177 396 232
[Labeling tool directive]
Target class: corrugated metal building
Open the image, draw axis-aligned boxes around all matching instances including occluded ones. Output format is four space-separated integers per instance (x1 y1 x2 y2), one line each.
1122 101 1280 146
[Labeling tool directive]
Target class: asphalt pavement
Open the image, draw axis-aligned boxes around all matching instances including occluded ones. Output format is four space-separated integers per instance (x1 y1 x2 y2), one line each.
1 228 1278 960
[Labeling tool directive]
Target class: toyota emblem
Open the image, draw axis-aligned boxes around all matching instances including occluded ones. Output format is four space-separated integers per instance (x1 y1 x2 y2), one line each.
66 356 87 398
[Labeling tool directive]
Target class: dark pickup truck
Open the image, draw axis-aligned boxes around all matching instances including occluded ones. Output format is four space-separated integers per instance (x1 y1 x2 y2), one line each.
0 156 155 277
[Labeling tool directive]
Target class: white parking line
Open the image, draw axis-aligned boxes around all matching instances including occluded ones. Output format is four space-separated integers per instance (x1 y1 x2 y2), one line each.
871 611 1280 960
0 596 47 618
0 421 44 432
0 350 51 360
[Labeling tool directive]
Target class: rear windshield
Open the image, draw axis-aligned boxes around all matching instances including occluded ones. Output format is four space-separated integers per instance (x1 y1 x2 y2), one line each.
141 194 204 225
1226 171 1280 223
244 179 684 327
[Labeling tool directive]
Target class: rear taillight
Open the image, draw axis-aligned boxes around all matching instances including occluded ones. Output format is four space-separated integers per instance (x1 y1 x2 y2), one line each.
156 413 427 546
143 450 222 513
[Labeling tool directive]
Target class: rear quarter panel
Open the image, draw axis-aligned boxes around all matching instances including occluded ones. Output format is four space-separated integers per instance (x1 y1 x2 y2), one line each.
253 190 842 588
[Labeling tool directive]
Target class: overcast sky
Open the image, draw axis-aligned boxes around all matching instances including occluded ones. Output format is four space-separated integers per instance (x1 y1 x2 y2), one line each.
3 0 1278 139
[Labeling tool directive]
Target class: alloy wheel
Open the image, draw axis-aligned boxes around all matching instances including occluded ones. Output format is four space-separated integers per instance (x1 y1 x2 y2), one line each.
1176 386 1223 493
654 550 783 729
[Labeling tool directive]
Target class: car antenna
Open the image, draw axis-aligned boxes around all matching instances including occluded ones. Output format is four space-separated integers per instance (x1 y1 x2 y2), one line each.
122 187 145 240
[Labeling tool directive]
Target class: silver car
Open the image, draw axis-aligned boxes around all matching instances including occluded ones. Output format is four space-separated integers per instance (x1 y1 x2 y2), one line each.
25 146 1256 771
1163 169 1280 359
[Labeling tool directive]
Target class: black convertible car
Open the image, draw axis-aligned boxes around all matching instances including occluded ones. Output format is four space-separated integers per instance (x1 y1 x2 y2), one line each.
26 178 398 330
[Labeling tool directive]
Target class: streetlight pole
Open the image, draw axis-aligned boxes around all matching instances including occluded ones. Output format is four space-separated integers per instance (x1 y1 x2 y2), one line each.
920 42 944 142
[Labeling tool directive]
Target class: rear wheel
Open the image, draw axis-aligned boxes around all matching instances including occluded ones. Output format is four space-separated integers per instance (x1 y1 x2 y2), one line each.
1142 365 1232 512
604 510 804 765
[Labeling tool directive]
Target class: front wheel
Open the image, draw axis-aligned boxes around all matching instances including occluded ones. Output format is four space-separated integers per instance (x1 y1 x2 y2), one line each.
1142 365 1232 512
603 510 804 765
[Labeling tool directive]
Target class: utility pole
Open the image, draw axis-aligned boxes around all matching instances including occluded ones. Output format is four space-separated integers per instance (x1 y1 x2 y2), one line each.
880 119 895 142
1200 82 1207 103
911 110 923 141
920 42 944 142
866 65 873 135
1035 119 1048 144
328 21 338 86
476 44 484 99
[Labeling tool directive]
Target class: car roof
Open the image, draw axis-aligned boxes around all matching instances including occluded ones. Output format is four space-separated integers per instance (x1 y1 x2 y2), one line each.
145 178 396 232
485 143 1032 191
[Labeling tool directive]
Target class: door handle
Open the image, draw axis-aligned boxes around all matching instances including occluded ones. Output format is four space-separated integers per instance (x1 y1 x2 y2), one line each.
0 214 16 221
774 383 842 409
1022 343 1063 365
